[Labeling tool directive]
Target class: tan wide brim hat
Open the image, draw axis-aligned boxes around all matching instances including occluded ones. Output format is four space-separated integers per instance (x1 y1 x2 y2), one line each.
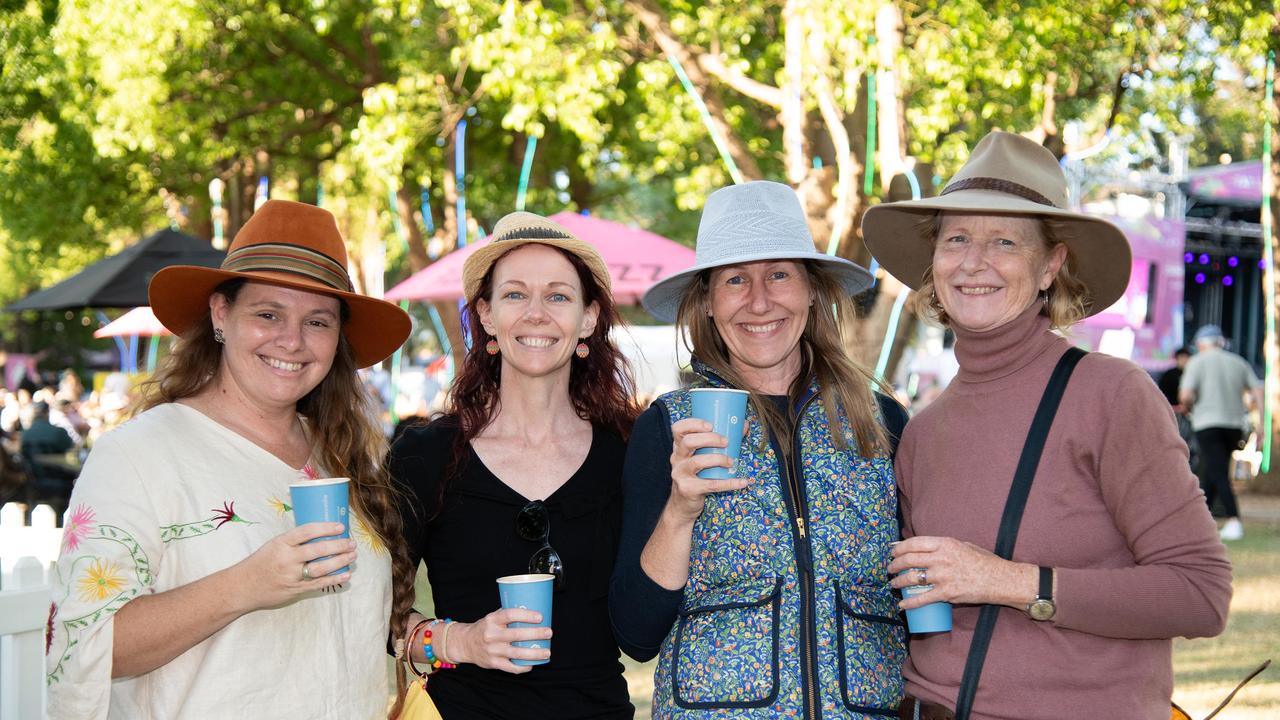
149 199 411 368
462 212 611 302
861 131 1132 316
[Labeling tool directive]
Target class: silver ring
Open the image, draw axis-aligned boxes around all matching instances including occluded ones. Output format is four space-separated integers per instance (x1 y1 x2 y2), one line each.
918 568 928 585
302 563 312 581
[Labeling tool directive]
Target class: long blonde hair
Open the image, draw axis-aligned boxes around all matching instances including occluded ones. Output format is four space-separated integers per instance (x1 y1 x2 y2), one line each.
676 261 889 458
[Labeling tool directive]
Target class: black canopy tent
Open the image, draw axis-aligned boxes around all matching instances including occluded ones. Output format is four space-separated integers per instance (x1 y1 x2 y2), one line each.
6 229 224 312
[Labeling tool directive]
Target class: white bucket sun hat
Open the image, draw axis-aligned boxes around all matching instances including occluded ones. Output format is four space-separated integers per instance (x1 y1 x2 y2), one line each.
642 180 873 322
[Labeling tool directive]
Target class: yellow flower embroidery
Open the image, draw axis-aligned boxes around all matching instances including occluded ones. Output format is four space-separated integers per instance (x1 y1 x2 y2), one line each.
352 516 386 556
267 496 291 516
77 559 127 603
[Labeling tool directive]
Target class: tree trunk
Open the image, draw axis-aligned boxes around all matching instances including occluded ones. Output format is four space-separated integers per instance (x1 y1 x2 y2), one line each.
1256 52 1280 495
395 180 430 273
626 0 763 181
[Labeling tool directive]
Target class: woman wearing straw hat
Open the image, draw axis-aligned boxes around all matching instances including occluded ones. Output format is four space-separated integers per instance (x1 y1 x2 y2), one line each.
46 200 414 718
389 212 639 719
862 132 1232 720
611 181 909 718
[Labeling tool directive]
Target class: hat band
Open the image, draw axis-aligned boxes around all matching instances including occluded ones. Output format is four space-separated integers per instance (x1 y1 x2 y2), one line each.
493 227 575 243
941 177 1058 208
222 242 353 292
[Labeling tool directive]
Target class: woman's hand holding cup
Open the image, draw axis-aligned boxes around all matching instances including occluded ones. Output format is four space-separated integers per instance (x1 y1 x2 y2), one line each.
230 522 355 611
447 608 553 674
666 418 753 523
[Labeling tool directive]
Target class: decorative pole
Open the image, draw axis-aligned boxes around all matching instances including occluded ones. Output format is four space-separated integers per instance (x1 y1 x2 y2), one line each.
516 136 538 211
1261 51 1275 472
208 178 225 250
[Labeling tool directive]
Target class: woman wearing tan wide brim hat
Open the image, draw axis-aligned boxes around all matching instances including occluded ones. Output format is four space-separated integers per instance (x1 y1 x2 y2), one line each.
861 132 1230 720
47 199 417 719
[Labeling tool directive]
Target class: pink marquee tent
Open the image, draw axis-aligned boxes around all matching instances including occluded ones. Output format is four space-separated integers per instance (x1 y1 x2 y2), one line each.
93 306 171 339
385 212 695 304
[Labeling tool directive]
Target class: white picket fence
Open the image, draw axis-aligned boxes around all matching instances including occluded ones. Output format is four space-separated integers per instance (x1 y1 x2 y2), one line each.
0 502 63 720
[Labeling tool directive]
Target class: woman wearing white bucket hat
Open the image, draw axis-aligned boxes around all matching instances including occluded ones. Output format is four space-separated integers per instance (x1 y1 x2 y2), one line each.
862 131 1231 720
611 180 910 718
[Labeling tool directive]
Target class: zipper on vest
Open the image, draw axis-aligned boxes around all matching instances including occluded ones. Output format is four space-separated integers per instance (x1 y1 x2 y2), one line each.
786 392 819 720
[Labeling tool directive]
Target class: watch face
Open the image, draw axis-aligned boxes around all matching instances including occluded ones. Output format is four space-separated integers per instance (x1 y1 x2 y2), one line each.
1029 599 1056 621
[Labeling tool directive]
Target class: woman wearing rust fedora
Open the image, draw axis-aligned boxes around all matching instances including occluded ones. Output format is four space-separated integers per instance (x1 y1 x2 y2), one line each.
47 200 413 719
862 132 1231 720
389 211 639 719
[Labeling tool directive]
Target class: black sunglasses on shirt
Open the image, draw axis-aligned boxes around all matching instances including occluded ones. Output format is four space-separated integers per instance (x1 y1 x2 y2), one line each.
516 499 564 590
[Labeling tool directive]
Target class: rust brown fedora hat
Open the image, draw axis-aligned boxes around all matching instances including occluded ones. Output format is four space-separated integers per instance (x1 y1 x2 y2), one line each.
861 131 1132 316
149 199 411 368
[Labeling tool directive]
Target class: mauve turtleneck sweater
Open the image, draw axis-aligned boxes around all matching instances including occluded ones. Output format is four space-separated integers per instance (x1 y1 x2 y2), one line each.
896 303 1232 720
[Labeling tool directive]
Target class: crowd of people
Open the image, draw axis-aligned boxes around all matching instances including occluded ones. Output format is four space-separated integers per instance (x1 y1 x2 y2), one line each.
37 132 1241 720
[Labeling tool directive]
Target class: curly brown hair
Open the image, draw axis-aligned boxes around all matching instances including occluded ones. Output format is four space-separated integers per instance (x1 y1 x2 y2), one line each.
134 279 415 715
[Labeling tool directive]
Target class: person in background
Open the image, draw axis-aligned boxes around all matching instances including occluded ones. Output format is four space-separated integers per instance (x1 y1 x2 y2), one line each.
612 181 908 718
862 131 1231 719
47 200 413 719
390 212 639 719
1180 324 1262 541
1158 347 1192 408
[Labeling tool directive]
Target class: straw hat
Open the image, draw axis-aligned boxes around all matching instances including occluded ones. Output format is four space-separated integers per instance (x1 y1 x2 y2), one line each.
149 199 411 368
462 212 611 301
642 181 873 322
861 131 1131 316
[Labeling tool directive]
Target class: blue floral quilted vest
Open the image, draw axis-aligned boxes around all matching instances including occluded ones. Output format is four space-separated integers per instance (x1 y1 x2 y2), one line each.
651 372 906 719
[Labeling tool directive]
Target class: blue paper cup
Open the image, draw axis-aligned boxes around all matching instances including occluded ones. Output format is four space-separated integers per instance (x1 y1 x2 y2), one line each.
902 583 952 633
289 477 351 575
690 388 750 479
497 573 554 666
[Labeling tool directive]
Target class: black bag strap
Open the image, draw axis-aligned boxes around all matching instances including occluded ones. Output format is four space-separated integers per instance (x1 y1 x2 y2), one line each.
953 346 1086 720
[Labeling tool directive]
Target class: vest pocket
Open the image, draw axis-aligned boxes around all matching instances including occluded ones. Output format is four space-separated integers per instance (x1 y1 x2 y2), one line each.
672 576 782 709
834 581 907 715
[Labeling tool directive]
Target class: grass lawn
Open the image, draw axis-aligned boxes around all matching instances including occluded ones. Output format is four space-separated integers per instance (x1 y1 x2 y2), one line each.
1171 510 1279 719
621 504 1280 719
399 498 1277 718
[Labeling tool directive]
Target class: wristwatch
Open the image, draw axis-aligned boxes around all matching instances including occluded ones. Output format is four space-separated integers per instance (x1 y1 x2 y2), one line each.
1027 566 1056 621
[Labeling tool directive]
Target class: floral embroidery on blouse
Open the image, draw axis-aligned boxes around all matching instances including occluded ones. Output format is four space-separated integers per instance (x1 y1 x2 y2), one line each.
61 504 96 553
160 501 257 543
48 524 153 685
352 515 386 556
267 495 292 515
77 559 127 602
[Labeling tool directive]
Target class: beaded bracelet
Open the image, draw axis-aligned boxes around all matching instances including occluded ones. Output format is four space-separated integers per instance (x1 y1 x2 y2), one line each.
422 620 457 670
407 618 456 680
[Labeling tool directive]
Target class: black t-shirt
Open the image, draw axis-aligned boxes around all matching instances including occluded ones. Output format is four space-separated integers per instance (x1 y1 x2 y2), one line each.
390 418 633 720
1158 366 1183 406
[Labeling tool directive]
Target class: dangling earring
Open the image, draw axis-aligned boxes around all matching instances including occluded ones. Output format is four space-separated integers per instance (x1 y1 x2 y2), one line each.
213 328 225 344
485 338 499 356
1041 289 1050 306
575 340 590 359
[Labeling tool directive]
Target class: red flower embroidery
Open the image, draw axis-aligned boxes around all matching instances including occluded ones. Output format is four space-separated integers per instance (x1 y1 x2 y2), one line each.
46 602 56 652
212 501 245 529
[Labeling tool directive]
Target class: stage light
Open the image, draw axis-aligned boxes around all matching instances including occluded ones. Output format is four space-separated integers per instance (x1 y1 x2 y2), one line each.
1198 254 1210 265
1184 252 1194 263
1194 273 1206 284
1223 276 1234 286
1227 256 1239 268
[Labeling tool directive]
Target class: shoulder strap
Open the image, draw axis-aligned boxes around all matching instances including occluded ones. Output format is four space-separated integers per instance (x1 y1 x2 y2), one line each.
953 346 1086 720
